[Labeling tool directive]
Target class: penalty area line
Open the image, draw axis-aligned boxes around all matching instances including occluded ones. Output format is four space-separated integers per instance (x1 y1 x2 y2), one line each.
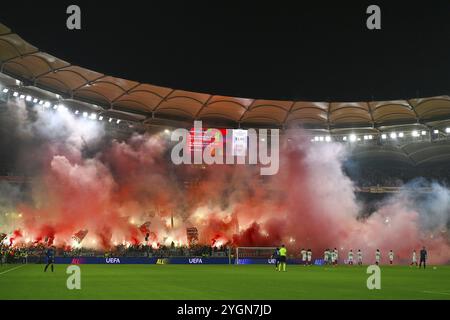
0 264 27 276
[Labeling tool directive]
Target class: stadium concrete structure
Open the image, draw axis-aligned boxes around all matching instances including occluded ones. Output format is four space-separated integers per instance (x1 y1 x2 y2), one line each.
1 22 450 167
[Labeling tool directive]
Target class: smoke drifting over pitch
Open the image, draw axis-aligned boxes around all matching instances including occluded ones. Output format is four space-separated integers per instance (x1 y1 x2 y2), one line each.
0 99 449 263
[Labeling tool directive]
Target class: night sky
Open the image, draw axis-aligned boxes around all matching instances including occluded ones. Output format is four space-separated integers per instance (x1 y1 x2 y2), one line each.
1 1 450 101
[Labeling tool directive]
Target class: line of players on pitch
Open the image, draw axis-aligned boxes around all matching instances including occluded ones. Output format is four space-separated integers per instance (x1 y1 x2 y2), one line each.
299 248 427 267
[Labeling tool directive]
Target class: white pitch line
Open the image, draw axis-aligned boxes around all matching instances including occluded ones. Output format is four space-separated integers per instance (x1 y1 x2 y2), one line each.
422 291 450 296
0 264 27 276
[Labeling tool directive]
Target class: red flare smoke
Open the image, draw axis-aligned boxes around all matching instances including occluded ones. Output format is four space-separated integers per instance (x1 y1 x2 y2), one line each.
6 127 449 264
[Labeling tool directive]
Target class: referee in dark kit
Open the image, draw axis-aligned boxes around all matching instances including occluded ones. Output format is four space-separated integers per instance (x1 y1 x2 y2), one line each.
419 246 427 269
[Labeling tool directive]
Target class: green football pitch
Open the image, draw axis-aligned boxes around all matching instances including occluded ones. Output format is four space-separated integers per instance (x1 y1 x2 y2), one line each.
0 264 449 300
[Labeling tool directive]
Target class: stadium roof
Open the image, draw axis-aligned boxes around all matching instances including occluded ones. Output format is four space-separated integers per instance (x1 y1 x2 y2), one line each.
1 23 450 130
350 140 450 167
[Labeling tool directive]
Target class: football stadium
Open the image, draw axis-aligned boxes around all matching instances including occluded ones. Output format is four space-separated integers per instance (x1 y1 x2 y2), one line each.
1 3 450 302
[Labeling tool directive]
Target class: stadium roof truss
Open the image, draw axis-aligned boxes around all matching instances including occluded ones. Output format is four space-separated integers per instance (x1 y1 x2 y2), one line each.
1 23 450 132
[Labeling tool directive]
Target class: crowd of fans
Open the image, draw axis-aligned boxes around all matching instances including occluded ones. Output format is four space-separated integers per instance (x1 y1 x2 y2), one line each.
0 242 230 263
0 243 31 263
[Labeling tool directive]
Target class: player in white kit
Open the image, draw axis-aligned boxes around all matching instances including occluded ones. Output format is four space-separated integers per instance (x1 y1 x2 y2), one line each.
375 249 381 265
348 249 354 265
333 248 338 265
307 249 312 266
357 249 363 266
301 248 307 266
410 250 418 267
388 250 394 265
331 249 336 266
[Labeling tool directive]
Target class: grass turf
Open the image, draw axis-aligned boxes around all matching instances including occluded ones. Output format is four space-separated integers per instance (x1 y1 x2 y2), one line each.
0 264 449 300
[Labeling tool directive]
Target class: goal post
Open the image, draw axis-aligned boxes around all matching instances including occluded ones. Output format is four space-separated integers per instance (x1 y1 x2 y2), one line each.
235 246 277 265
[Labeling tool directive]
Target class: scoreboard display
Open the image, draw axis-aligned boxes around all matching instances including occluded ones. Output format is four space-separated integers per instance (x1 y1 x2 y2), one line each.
188 128 227 153
188 128 248 158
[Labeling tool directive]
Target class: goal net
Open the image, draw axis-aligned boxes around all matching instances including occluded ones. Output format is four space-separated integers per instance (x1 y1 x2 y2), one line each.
235 247 277 265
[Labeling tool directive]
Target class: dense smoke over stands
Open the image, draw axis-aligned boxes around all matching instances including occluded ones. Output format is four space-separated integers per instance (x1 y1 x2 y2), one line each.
0 99 449 263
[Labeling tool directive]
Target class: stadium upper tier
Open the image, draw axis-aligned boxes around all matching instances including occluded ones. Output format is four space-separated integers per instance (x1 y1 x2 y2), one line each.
1 23 450 130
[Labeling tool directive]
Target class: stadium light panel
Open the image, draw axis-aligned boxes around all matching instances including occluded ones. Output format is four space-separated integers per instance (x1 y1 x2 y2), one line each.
363 135 368 140
13 91 19 97
38 100 44 105
349 134 357 142
109 118 113 123
33 98 38 103
15 79 21 86
368 135 373 140
411 130 419 137
19 94 25 99
325 136 331 142
25 95 32 102
398 132 404 138
82 112 88 118
381 134 387 139
434 130 439 134
116 119 121 124
343 136 347 141
390 132 397 139
99 116 103 121
421 130 427 136
446 128 450 133
75 110 79 115
43 102 51 108
314 136 319 142
2 88 9 93
89 113 97 120
53 104 58 110
319 136 324 142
